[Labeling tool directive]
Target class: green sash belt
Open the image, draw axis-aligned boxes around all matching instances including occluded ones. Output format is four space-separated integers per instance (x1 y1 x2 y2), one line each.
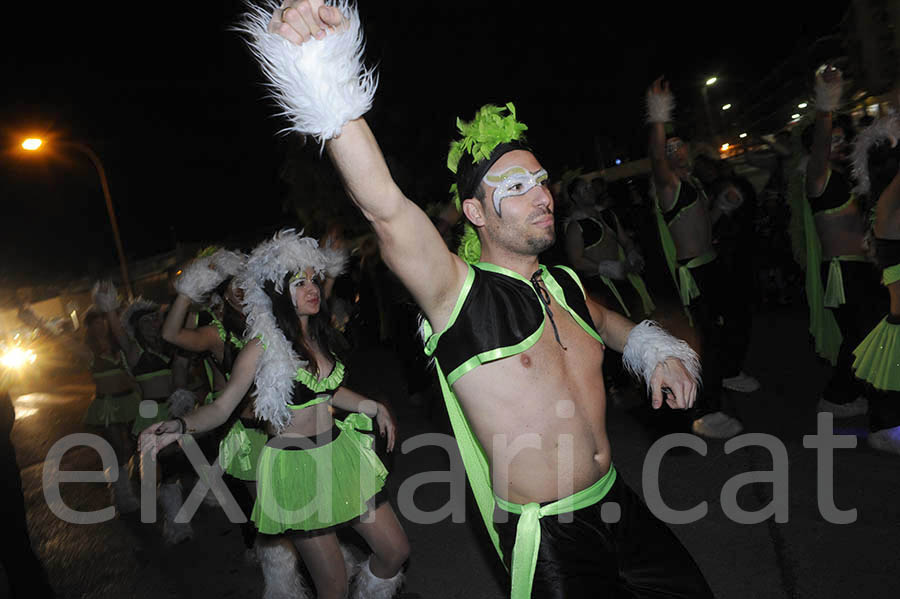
598 247 656 318
676 249 717 308
135 369 172 383
335 413 388 485
495 465 617 599
882 264 900 286
220 420 255 473
823 255 869 308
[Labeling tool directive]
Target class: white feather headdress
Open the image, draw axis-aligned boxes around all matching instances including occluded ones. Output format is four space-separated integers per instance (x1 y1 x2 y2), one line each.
239 0 378 146
175 249 248 304
850 115 900 196
238 229 348 432
121 297 160 340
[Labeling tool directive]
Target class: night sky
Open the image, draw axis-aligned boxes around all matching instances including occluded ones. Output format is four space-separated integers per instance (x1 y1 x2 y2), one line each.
1 1 850 287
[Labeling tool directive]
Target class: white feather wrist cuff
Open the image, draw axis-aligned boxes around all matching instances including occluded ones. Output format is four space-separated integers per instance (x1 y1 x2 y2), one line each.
622 320 701 391
166 389 198 419
646 91 675 124
242 0 377 144
176 256 227 304
814 79 842 113
92 281 120 313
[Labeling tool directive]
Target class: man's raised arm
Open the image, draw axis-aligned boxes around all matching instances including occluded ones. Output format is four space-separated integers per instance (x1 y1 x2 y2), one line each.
242 0 465 321
646 77 679 211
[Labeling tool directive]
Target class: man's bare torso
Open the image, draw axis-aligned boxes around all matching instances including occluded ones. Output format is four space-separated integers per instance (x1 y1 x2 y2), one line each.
451 274 610 505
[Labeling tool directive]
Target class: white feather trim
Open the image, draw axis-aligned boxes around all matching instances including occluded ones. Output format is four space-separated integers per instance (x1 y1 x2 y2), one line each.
814 77 842 113
92 280 121 314
352 557 404 599
175 256 225 304
166 389 198 418
622 320 701 392
850 115 900 196
240 0 377 145
176 249 247 303
121 297 160 340
257 540 311 599
238 229 348 433
210 249 248 279
646 90 675 124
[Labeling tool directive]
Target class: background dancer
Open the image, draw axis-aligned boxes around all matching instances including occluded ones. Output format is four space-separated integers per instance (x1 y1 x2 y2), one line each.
804 65 884 420
646 77 744 439
847 114 900 455
142 231 409 599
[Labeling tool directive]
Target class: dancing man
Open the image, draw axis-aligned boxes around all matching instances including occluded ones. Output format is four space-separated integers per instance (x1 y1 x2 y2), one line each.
242 2 714 597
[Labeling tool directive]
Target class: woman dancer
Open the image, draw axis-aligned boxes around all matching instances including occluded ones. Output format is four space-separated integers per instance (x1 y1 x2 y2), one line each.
847 115 900 454
141 231 409 599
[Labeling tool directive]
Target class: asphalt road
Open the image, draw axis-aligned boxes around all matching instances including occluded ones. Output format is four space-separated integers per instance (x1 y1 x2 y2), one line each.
3 302 899 598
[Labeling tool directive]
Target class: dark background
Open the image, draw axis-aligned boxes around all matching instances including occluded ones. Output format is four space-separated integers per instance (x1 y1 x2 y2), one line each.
0 1 850 284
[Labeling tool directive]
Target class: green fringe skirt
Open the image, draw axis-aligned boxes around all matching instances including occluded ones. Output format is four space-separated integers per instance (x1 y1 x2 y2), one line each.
251 414 387 535
853 316 900 391
83 390 142 427
219 420 268 482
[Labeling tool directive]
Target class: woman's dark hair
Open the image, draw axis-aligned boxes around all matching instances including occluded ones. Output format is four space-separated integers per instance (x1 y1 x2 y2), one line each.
83 309 119 357
263 274 348 377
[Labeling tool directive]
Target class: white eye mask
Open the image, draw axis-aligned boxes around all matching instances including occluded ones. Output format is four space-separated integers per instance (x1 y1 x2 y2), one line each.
482 166 549 217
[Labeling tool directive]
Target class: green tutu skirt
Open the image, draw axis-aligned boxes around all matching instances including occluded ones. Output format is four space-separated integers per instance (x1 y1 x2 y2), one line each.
219 420 268 482
853 316 900 391
251 414 388 535
83 390 142 427
131 400 169 436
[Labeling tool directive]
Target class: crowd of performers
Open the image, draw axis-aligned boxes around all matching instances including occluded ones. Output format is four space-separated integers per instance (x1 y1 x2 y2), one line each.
15 1 900 598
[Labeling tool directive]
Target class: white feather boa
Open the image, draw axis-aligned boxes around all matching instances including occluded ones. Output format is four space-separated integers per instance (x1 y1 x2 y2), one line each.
622 320 701 392
92 280 121 314
240 0 377 145
238 229 348 432
121 297 160 340
851 115 900 196
646 90 675 124
176 249 247 304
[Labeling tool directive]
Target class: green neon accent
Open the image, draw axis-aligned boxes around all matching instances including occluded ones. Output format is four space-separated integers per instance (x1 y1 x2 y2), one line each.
795 170 842 364
432 357 502 560
204 359 215 391
496 465 617 599
600 276 631 317
288 394 332 410
883 264 900 286
293 360 345 392
666 178 702 226
92 369 127 379
615 246 655 315
135 369 172 382
424 266 476 357
823 254 869 308
484 166 528 183
852 316 900 391
539 266 604 345
446 323 545 386
207 310 246 349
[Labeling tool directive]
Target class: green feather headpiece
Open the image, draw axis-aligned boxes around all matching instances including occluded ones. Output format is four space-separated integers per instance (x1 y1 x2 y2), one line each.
446 102 529 263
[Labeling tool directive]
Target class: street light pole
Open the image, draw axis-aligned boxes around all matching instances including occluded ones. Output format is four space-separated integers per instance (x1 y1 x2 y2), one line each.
66 142 133 299
22 138 133 299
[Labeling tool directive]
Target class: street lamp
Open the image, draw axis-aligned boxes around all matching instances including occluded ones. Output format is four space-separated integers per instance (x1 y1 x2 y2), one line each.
798 102 808 109
21 138 133 299
721 103 732 111
701 75 719 143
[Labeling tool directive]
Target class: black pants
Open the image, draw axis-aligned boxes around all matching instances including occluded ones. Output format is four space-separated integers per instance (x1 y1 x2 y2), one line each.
495 475 714 599
717 258 755 379
685 259 727 416
819 261 887 406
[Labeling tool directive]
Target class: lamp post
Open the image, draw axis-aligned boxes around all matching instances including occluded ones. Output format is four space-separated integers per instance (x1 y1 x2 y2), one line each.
21 138 133 299
701 76 718 143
